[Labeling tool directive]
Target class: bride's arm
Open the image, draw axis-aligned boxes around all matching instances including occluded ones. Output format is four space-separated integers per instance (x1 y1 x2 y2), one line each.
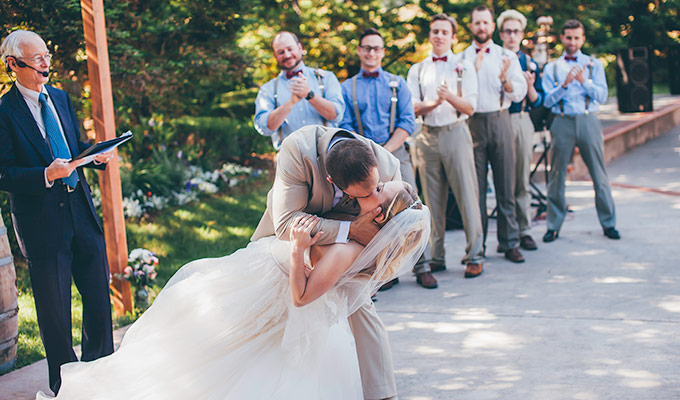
289 215 363 307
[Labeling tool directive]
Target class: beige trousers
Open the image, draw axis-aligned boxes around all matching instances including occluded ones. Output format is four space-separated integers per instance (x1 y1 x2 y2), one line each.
415 122 485 265
348 300 397 400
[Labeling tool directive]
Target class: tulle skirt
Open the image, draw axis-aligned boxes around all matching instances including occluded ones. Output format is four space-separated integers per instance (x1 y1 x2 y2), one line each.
37 237 363 399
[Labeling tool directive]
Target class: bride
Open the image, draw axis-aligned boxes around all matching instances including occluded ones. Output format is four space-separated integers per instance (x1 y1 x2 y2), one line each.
37 181 429 400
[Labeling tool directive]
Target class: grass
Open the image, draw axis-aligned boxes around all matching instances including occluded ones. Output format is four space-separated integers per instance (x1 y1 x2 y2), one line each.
8 174 272 372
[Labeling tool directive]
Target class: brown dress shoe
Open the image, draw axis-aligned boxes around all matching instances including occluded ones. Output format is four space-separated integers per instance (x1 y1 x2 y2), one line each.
378 278 399 291
464 263 483 278
416 272 438 289
520 235 538 250
505 247 525 263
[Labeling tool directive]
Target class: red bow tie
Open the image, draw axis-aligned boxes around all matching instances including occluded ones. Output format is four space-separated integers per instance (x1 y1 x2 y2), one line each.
475 47 490 54
432 56 447 62
285 70 303 79
362 71 379 78
564 55 578 62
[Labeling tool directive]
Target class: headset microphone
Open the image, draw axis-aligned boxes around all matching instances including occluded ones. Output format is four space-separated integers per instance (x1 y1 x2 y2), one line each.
10 57 49 77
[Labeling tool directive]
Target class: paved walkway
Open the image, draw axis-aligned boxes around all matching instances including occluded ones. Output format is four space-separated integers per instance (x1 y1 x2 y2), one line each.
379 125 680 399
1 105 678 400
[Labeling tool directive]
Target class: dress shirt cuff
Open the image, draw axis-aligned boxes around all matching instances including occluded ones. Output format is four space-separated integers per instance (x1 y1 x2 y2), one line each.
44 168 54 188
581 79 596 96
335 220 351 243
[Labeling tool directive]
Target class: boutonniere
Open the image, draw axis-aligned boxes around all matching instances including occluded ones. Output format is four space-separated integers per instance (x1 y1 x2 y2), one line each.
529 62 537 72
389 80 399 88
454 63 464 74
587 60 595 68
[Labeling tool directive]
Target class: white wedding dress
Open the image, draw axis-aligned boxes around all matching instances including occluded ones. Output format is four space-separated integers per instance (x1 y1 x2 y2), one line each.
36 206 429 400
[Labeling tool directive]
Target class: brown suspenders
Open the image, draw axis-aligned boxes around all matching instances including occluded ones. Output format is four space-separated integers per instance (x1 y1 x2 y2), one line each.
555 56 594 116
351 73 398 138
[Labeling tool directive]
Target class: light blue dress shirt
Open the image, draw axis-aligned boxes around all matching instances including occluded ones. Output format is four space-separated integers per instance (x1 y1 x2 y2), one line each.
339 67 415 144
254 62 344 149
543 50 608 116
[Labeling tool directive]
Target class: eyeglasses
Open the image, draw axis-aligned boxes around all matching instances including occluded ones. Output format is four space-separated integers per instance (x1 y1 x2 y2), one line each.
359 45 384 53
18 53 52 64
501 29 522 36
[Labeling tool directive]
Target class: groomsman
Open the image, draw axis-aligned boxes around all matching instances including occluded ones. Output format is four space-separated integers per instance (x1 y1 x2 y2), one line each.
541 19 619 242
463 5 527 264
340 28 437 288
254 31 344 149
407 14 486 279
497 9 544 251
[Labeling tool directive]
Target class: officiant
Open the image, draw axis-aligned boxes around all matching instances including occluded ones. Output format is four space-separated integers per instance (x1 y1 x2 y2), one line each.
0 30 116 395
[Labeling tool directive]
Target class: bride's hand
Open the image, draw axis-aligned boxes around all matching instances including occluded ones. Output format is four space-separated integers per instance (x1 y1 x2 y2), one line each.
290 215 323 250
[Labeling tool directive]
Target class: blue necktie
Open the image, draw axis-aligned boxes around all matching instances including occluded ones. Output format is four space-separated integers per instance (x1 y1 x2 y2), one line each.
39 92 78 188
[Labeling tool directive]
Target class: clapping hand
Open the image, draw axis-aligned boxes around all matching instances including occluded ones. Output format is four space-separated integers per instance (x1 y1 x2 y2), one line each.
289 76 311 102
436 81 450 104
499 57 511 83
290 215 323 249
563 65 584 87
474 50 485 72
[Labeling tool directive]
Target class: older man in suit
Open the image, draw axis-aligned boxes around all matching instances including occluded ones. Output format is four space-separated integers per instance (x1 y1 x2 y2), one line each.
0 30 115 394
252 124 403 400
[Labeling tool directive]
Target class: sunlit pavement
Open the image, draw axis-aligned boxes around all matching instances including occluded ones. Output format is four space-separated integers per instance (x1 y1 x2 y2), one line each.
378 126 680 399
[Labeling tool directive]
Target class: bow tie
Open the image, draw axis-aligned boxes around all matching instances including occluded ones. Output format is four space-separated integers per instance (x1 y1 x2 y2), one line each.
432 56 447 62
285 69 303 79
362 71 379 78
564 55 578 62
475 47 490 54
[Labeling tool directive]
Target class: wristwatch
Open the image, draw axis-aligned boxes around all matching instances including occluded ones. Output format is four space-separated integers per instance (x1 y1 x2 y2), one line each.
306 90 315 100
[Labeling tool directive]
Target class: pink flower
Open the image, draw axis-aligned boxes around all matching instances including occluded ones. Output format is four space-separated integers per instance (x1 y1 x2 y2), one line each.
529 62 537 72
149 272 158 280
454 63 464 73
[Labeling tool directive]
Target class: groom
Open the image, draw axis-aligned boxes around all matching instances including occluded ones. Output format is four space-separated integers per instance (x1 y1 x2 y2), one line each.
252 124 402 400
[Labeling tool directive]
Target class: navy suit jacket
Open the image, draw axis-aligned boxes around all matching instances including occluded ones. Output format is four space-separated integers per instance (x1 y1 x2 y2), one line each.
0 83 103 258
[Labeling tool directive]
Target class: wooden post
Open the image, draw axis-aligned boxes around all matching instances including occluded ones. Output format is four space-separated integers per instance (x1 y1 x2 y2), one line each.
81 0 132 315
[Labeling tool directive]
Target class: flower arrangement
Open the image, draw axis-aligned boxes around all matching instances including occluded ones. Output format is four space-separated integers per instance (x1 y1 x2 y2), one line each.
117 248 159 309
91 162 265 219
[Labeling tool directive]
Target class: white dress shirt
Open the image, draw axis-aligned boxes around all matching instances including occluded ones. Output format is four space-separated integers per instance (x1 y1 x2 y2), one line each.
463 42 526 113
15 81 71 187
407 50 478 127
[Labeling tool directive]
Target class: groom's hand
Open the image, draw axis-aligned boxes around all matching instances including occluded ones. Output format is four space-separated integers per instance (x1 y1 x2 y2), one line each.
349 207 381 246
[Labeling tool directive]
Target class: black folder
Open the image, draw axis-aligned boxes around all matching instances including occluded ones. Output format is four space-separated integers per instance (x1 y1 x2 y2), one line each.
73 130 133 161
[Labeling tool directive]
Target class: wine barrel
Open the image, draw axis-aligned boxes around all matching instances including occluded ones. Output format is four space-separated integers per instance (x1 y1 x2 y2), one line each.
0 213 18 374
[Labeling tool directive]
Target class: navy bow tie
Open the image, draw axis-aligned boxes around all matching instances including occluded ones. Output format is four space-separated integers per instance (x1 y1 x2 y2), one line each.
285 69 302 79
475 47 490 54
432 56 447 62
564 55 578 62
362 71 379 78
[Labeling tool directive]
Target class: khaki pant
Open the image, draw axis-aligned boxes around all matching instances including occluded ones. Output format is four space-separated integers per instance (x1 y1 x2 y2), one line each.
510 112 535 236
415 122 484 265
348 300 397 400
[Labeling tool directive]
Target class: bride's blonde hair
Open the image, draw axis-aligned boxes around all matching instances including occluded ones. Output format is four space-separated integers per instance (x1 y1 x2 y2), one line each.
357 182 425 281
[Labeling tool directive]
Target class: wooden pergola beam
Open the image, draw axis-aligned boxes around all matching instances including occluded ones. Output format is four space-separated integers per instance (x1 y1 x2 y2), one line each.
81 0 132 316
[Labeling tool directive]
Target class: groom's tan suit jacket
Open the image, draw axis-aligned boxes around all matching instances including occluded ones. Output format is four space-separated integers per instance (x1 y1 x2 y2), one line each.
251 124 402 400
251 124 401 245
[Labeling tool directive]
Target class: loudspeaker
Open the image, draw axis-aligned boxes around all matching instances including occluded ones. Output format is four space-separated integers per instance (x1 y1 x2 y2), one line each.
670 46 680 95
616 47 653 113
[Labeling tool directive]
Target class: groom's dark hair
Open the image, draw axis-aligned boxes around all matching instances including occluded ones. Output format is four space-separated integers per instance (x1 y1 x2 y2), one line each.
326 139 378 190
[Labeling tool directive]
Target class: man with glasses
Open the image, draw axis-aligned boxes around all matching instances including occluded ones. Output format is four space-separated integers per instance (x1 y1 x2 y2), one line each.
407 14 486 280
340 28 437 289
0 30 115 394
497 9 544 251
254 31 344 149
463 5 527 264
